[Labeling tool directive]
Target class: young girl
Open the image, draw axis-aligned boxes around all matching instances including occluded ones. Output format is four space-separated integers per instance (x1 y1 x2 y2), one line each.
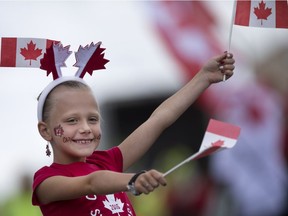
32 52 235 216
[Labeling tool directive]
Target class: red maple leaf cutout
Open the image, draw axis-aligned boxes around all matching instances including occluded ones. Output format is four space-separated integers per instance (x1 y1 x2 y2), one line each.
254 0 272 25
40 42 71 80
20 40 42 66
40 45 57 79
83 46 109 77
74 42 109 78
211 140 224 147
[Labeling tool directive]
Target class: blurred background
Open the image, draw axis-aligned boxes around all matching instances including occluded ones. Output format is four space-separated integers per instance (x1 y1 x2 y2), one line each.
0 1 287 216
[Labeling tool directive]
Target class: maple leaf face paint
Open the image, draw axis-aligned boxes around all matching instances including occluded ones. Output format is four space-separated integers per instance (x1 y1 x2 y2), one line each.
54 124 64 137
53 124 74 143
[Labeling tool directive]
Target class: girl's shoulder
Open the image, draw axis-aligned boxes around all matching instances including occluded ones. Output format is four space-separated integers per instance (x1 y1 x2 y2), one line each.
86 146 123 172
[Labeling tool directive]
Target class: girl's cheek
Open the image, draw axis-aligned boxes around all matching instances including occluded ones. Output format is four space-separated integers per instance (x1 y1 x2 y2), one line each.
54 124 64 137
63 136 73 143
53 124 72 143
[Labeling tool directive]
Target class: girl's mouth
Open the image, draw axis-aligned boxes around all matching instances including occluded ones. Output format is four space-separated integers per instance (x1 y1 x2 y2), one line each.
73 139 94 144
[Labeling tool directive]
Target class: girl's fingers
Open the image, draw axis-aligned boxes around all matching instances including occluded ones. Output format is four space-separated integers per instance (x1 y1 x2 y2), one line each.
222 58 235 65
135 170 167 194
214 52 233 63
218 53 235 77
150 170 167 186
222 64 235 71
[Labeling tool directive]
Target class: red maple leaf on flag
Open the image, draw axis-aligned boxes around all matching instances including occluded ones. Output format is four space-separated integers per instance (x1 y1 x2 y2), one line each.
254 0 272 25
20 40 42 66
211 140 224 147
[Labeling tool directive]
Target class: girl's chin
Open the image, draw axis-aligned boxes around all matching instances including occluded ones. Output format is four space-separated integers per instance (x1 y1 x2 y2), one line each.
78 149 95 157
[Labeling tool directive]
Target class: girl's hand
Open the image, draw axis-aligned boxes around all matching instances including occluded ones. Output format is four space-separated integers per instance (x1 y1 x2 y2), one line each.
200 52 235 84
133 169 167 195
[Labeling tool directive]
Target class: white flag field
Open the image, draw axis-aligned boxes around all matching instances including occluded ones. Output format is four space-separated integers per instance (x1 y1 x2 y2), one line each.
164 119 241 177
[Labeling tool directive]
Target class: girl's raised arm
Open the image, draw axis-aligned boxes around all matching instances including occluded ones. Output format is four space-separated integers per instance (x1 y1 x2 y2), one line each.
119 53 235 170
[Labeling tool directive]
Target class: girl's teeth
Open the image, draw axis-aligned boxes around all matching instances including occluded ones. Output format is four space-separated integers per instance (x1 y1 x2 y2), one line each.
76 140 91 144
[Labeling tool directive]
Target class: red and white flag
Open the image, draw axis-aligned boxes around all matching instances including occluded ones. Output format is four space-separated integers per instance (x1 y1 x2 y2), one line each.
0 37 57 67
234 0 288 28
199 119 241 152
164 119 241 176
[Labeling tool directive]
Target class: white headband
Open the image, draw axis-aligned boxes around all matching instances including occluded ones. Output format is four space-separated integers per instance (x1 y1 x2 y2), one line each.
37 76 88 121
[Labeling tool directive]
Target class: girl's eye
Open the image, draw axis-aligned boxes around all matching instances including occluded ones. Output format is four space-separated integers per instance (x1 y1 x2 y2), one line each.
89 117 99 123
66 118 77 124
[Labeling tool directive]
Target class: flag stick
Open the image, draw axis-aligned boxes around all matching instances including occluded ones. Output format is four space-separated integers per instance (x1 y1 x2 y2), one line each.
163 146 222 177
163 152 199 177
224 0 237 81
228 0 236 52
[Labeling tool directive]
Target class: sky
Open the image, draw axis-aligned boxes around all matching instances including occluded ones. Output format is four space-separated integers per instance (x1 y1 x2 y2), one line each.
0 0 287 201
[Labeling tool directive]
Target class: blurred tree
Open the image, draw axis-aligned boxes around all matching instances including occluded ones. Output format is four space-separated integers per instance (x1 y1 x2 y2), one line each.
0 173 41 216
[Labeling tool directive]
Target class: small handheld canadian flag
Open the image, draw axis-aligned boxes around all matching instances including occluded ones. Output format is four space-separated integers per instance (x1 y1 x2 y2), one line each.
164 119 241 176
234 0 288 28
0 37 57 67
228 0 288 52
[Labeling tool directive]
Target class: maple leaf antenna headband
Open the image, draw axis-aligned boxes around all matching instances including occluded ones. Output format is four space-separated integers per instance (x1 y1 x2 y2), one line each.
37 41 109 122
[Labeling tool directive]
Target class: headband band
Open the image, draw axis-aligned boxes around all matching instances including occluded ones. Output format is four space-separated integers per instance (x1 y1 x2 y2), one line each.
37 76 87 121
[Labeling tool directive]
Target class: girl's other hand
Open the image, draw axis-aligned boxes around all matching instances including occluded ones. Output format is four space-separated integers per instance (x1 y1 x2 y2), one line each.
200 52 235 84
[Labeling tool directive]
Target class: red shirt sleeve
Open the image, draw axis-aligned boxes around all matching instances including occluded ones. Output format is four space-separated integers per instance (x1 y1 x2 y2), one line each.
32 147 123 206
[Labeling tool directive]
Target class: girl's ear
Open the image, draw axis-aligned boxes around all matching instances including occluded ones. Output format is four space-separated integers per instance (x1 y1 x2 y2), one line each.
38 121 52 141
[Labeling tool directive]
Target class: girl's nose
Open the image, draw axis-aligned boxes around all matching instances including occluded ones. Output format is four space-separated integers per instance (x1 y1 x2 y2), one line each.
79 122 91 134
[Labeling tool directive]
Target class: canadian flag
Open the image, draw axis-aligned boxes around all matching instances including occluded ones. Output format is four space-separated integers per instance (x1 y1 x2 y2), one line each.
164 119 241 176
234 0 288 28
199 119 241 152
0 37 57 67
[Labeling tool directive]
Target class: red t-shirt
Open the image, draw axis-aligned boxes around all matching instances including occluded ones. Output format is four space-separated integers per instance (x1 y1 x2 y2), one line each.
32 147 136 216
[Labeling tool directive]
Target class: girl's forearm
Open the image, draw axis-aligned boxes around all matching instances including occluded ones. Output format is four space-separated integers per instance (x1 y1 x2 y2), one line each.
87 171 133 195
150 72 209 128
